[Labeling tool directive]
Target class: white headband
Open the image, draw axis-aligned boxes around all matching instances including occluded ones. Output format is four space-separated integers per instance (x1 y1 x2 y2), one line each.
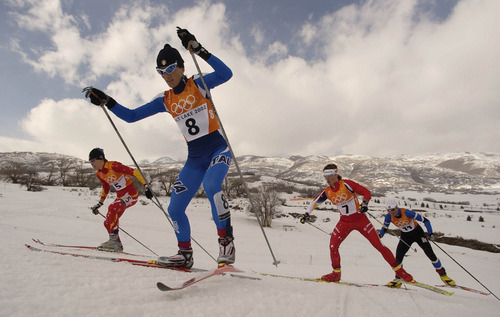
323 169 338 177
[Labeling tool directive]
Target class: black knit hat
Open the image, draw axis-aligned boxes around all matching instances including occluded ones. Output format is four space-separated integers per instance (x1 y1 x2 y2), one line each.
89 148 105 161
156 44 184 69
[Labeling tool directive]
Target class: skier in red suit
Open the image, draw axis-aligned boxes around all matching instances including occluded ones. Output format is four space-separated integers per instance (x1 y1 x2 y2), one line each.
88 148 152 251
300 163 414 283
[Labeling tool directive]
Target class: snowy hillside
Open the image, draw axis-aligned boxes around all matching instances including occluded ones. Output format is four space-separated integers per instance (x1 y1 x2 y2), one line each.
0 152 81 169
1 182 499 316
2 151 499 194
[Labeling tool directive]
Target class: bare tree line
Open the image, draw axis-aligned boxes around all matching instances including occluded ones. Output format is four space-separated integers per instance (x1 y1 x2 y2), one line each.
1 157 320 227
0 158 102 191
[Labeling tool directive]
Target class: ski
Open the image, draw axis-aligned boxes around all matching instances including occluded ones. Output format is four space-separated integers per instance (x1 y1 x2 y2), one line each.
251 270 452 295
25 244 205 272
157 264 244 291
251 270 382 288
402 281 454 296
32 238 147 257
435 284 490 296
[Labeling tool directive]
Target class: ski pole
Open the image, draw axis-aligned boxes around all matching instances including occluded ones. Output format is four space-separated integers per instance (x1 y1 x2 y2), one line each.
187 47 280 267
306 222 331 236
97 211 158 256
85 87 217 263
431 240 499 301
146 196 216 262
99 104 217 262
366 211 418 253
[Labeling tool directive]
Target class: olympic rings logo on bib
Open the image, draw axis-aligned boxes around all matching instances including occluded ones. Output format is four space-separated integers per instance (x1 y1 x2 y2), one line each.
105 174 117 183
171 95 196 115
330 193 349 204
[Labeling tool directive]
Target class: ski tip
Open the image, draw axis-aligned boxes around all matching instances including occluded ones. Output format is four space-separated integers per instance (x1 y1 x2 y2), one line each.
25 243 37 250
156 282 172 291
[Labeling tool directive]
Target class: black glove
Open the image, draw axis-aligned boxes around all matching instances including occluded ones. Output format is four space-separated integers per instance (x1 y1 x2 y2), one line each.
82 87 116 109
176 27 211 61
90 202 103 215
427 232 435 241
299 213 311 224
359 200 369 213
378 232 384 239
145 185 153 199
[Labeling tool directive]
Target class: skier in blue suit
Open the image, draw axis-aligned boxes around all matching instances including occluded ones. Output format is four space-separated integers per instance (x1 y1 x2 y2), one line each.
84 27 235 268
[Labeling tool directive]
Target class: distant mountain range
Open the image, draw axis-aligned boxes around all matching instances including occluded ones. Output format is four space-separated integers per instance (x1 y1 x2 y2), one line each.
231 153 500 194
1 151 499 194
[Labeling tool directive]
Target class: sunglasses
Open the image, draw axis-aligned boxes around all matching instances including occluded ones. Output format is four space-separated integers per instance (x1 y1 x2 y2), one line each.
156 62 177 75
387 207 397 212
89 159 97 163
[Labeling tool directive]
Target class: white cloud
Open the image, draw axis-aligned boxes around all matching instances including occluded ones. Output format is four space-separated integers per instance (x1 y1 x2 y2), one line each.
298 23 317 46
17 97 185 162
10 0 72 32
0 136 46 153
3 0 500 161
300 0 500 156
87 5 166 80
10 0 86 83
250 25 264 45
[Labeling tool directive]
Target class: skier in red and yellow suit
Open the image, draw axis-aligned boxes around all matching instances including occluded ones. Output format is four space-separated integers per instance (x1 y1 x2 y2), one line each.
300 164 414 283
88 148 151 251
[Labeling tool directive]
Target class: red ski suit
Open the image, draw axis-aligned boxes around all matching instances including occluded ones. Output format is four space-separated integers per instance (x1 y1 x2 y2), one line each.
96 161 145 234
308 179 398 270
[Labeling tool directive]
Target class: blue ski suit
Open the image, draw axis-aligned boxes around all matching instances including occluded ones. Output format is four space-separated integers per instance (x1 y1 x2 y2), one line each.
109 54 233 249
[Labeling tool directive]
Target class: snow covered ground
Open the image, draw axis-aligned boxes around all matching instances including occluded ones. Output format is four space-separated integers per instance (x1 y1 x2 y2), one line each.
1 181 499 317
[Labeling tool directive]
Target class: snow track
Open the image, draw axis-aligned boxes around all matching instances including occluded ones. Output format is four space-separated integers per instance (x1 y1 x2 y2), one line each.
1 182 498 316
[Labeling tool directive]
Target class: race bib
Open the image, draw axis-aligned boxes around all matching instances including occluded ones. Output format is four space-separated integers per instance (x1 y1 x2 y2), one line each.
337 197 358 215
120 193 136 207
174 102 211 141
164 78 220 142
110 175 127 191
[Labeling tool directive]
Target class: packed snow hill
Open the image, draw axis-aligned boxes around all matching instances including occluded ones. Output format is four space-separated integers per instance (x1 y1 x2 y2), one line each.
1 182 499 316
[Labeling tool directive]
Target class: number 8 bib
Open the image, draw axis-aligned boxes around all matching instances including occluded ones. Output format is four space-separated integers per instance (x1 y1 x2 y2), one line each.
164 78 220 142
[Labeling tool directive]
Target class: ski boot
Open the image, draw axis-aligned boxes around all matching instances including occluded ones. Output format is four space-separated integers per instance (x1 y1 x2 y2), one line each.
97 234 123 252
440 274 456 286
217 236 235 265
393 264 414 282
321 268 341 282
386 278 403 288
437 268 456 286
157 249 193 268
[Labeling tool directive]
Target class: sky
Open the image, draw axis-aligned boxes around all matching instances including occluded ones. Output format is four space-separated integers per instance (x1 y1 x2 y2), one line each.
1 0 499 163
